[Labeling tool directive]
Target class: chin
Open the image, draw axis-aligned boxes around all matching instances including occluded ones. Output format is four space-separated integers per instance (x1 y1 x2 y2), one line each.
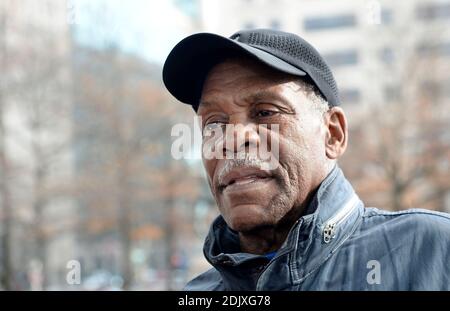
224 204 273 233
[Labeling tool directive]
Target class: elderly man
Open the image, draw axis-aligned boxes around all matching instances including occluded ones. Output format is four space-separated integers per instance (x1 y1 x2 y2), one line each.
162 29 450 290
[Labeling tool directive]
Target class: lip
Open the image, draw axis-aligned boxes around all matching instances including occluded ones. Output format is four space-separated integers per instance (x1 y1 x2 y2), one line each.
223 176 274 194
218 167 272 190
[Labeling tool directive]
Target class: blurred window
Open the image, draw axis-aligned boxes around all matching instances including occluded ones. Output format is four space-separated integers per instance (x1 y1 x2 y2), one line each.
340 89 361 104
270 19 281 30
385 86 400 101
381 9 393 25
417 42 450 57
379 47 395 64
324 50 358 67
304 14 356 31
244 22 255 29
417 3 450 20
421 80 450 99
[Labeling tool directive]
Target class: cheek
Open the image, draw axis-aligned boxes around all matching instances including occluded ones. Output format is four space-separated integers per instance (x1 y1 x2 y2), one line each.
276 118 322 185
271 131 304 198
202 157 217 187
277 119 310 167
289 115 325 159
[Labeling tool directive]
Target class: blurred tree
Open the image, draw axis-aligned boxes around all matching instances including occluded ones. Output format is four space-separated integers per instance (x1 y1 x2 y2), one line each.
0 1 73 289
71 2 206 290
0 9 13 291
341 21 450 211
72 43 203 289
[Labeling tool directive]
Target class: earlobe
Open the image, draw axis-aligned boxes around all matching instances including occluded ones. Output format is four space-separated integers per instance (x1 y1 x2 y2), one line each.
325 107 348 160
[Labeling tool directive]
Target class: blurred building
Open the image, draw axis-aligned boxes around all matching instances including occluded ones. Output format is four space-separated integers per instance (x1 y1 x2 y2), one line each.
0 0 76 290
200 0 450 114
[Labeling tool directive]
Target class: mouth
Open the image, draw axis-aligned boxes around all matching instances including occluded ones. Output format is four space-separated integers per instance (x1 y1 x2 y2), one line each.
218 167 273 192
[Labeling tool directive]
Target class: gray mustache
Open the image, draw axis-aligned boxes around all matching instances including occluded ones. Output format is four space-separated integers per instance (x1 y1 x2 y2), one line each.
217 153 267 186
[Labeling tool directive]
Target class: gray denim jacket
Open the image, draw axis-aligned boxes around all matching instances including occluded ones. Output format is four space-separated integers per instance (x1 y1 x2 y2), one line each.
185 165 450 290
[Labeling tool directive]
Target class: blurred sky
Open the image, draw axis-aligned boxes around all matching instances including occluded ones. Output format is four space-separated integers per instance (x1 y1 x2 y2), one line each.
72 0 204 160
72 0 197 65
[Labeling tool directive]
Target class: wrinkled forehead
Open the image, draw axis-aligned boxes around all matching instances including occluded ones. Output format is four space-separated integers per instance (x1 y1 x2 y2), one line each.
200 56 299 102
205 56 292 86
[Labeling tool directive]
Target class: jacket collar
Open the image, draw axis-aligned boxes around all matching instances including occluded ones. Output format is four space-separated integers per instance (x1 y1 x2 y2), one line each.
203 165 364 290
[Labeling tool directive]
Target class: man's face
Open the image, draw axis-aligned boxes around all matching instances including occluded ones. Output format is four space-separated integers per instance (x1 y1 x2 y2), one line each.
198 58 329 233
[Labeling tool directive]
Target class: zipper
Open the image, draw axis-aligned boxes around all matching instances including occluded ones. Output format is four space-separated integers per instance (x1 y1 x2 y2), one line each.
254 195 359 289
254 195 359 290
322 193 359 244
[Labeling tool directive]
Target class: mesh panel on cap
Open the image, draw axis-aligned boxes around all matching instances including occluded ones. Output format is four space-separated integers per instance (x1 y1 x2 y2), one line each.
163 29 341 110
244 31 339 103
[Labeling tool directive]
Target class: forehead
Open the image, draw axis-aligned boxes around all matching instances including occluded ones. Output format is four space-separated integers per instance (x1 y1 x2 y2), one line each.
200 58 299 107
203 57 290 90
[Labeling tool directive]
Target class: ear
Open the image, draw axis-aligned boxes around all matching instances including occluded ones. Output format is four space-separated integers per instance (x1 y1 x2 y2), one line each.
324 107 348 159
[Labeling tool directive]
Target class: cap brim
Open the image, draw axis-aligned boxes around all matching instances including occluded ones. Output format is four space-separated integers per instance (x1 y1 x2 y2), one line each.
162 33 306 111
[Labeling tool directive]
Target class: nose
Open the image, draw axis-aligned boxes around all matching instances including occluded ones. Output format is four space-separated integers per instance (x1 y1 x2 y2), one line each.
223 121 260 157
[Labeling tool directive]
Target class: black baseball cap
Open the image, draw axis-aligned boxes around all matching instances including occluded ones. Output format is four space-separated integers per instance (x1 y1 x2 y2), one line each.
163 28 340 111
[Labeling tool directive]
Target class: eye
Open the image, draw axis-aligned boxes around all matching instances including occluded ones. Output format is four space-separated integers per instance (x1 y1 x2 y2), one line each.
203 121 225 136
205 121 223 130
256 109 278 118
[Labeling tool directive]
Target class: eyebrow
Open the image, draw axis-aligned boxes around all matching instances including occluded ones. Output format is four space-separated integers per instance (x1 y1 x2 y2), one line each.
243 90 291 105
197 100 215 112
198 89 294 114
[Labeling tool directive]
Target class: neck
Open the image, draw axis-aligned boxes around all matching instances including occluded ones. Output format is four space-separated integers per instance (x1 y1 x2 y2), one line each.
238 178 324 255
238 198 308 254
239 226 291 254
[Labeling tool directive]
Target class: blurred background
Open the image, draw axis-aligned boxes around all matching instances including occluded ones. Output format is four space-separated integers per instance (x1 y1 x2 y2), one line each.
0 0 449 290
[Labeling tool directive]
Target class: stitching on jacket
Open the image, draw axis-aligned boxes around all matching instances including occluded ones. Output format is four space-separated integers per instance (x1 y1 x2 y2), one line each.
363 208 450 221
293 201 364 285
